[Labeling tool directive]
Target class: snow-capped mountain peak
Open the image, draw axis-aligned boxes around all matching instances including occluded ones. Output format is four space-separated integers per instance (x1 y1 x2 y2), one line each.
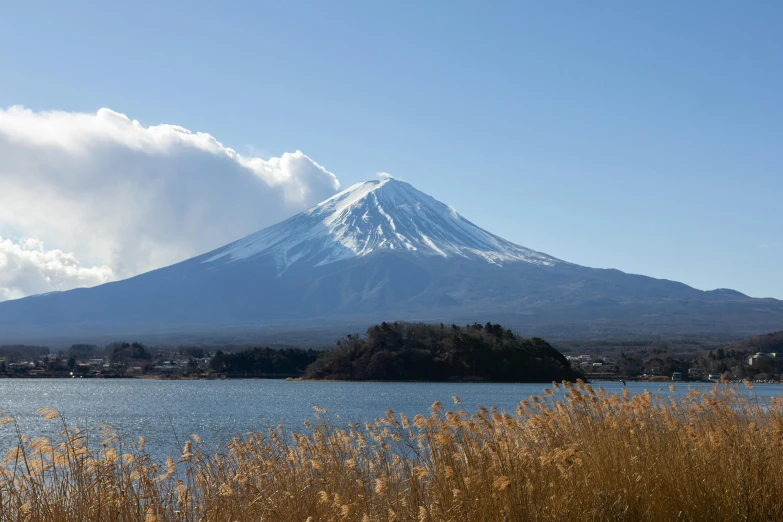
205 178 557 272
2 178 773 340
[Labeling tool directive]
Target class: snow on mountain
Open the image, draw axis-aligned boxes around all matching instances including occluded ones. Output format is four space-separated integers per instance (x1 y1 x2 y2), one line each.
205 177 558 273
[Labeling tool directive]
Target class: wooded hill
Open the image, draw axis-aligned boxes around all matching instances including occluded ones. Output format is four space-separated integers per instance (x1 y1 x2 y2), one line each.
303 321 581 382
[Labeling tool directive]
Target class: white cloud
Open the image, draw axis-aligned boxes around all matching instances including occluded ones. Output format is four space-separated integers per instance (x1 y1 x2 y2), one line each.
0 106 341 301
378 172 408 182
0 237 114 301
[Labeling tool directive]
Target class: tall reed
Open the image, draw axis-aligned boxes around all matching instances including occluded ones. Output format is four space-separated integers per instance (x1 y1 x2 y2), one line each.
1 381 782 521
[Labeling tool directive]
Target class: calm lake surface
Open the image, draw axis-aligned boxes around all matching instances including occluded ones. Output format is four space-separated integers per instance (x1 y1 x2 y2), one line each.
1 379 781 456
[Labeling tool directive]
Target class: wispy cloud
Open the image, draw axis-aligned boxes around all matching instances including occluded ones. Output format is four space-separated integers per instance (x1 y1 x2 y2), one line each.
378 172 404 181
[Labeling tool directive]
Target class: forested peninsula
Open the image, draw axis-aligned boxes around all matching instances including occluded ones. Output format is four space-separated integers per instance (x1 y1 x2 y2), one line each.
302 321 581 382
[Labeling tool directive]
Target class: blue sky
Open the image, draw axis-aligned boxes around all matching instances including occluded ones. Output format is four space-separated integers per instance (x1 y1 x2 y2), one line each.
1 1 781 298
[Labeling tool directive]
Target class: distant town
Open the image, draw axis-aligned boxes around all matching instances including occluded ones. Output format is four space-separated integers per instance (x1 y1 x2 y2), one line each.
0 327 781 383
565 352 783 383
0 342 215 379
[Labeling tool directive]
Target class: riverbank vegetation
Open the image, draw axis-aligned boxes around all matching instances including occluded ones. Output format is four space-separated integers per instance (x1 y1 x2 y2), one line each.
3 327 783 382
578 330 783 381
0 322 582 382
208 347 319 377
1 381 783 520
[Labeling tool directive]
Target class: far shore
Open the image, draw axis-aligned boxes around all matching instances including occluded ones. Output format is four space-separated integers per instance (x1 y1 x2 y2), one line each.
0 373 774 385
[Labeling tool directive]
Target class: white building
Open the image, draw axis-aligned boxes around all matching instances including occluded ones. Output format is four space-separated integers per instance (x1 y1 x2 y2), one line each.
748 353 779 366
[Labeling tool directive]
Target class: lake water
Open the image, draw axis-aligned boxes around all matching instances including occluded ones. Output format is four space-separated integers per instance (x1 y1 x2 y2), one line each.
1 379 780 457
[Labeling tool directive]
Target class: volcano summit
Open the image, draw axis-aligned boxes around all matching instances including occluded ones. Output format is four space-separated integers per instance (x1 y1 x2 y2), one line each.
206 178 558 272
0 178 780 342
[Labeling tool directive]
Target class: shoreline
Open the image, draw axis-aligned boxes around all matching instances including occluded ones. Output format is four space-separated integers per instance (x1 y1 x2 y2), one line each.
0 374 774 384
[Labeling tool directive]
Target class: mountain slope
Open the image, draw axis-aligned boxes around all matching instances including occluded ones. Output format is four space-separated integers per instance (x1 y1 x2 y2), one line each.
0 178 781 341
203 178 557 272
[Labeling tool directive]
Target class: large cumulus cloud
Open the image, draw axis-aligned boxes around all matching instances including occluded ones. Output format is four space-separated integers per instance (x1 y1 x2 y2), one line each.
0 106 341 300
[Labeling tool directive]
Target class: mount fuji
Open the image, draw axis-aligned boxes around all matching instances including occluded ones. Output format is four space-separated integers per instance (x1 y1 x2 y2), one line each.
1 178 781 343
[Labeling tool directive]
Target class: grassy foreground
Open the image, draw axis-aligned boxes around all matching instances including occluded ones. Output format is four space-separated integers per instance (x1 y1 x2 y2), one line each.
1 382 782 521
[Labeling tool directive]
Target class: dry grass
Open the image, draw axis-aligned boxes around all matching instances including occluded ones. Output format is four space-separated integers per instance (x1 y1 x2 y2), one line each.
1 380 783 521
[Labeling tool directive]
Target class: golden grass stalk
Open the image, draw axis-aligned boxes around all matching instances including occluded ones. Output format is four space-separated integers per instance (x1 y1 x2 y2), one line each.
1 381 782 521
